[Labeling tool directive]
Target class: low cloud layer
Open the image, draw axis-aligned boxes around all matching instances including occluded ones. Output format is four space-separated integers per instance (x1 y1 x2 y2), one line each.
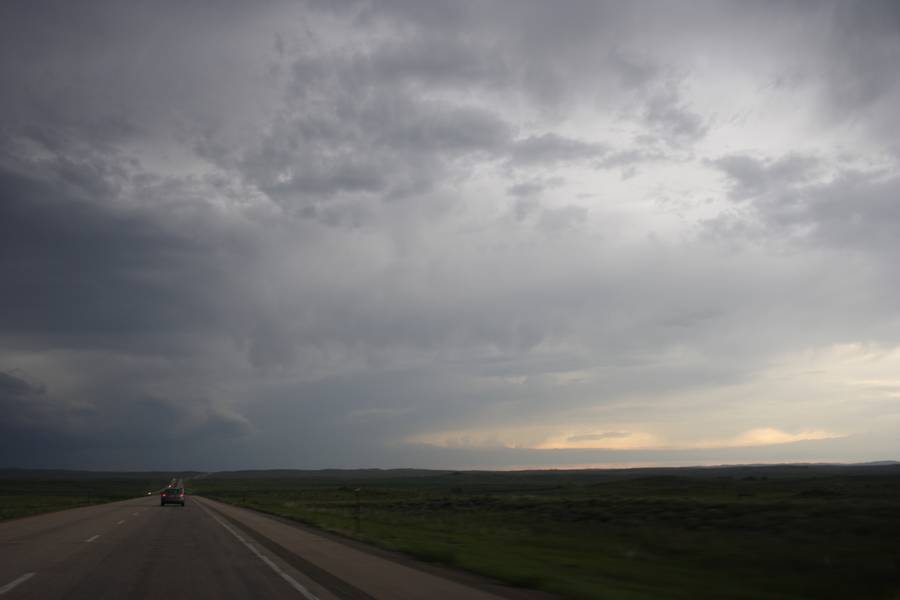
2 0 899 470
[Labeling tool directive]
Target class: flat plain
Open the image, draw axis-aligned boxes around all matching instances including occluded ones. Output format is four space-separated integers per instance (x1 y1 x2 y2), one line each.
192 464 900 600
0 470 174 521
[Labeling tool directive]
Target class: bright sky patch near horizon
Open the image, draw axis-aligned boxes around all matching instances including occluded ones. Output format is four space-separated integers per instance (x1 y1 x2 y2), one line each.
1 0 899 470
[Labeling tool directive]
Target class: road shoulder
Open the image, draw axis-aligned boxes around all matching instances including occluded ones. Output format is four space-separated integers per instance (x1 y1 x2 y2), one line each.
195 496 556 600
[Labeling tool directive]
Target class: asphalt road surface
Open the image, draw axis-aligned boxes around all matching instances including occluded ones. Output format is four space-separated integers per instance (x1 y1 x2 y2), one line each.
0 492 549 600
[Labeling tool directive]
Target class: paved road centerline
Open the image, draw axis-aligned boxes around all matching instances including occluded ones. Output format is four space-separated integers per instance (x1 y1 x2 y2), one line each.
0 573 36 596
202 507 319 600
84 534 100 543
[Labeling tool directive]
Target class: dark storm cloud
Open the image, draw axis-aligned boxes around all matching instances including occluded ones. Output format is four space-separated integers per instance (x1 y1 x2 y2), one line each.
799 172 900 251
710 151 900 257
0 1 267 144
0 385 254 470
0 160 250 351
642 89 708 145
508 182 548 200
818 1 900 140
242 99 512 211
0 144 261 467
0 371 48 427
224 0 704 221
509 134 609 166
338 33 512 90
712 153 822 200
2 0 899 469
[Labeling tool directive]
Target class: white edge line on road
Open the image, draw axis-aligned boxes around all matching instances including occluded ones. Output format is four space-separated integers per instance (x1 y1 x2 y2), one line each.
85 534 100 543
200 506 319 600
0 573 36 595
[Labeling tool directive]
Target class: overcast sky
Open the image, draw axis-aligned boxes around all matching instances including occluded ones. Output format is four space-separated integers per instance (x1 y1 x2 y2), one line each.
2 0 899 471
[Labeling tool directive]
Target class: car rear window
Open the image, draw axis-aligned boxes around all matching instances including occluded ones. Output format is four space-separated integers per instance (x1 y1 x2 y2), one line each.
166 488 181 494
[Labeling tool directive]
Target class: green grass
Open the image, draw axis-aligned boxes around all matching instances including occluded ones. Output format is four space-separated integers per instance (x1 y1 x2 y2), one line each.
192 467 900 600
0 477 170 521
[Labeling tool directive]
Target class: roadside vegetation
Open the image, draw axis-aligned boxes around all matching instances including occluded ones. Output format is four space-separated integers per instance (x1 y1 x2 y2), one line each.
193 465 900 600
0 471 175 520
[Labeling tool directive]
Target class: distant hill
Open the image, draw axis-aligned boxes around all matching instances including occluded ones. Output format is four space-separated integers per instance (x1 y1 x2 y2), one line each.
207 468 454 479
3 462 897 482
202 461 900 481
0 468 205 480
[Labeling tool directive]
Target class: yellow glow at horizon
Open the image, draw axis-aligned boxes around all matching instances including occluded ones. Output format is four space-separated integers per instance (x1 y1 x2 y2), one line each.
403 342 900 455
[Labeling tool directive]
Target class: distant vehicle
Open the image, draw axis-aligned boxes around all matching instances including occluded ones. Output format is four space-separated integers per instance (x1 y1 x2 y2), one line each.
160 487 185 507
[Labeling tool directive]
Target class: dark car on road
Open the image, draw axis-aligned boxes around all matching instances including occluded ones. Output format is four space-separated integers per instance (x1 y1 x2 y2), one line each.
160 487 185 507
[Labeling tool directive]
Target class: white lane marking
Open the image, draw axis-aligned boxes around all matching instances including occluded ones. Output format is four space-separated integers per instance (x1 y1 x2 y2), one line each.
201 508 318 599
116 520 125 525
0 573 35 595
85 534 100 543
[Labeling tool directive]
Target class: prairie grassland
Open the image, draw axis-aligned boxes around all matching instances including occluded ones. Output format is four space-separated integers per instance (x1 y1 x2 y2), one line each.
194 467 900 600
0 476 170 520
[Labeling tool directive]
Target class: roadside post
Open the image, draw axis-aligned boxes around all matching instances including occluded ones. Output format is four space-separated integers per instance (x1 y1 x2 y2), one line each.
354 487 361 535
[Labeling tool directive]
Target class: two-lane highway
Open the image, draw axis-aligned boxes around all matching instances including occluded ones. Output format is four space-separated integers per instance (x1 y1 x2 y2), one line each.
0 493 549 599
0 495 338 599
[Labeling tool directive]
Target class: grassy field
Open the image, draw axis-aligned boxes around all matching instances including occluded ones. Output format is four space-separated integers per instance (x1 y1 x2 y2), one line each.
0 471 175 521
192 465 900 600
